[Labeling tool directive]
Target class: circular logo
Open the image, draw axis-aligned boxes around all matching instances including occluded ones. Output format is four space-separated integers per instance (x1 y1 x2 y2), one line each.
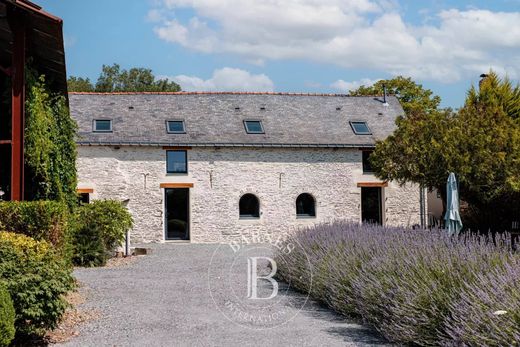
207 235 312 330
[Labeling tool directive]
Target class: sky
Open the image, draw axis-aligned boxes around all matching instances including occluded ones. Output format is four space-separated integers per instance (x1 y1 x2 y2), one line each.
38 0 520 108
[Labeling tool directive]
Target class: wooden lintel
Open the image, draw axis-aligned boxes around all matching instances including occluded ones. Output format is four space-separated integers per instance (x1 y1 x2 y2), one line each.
77 188 94 194
357 182 388 188
160 183 194 188
162 146 192 150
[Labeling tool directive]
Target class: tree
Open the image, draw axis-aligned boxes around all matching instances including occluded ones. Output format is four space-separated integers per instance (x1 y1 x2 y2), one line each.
349 76 441 114
68 63 181 92
354 73 520 231
67 76 94 92
350 76 450 190
453 73 520 230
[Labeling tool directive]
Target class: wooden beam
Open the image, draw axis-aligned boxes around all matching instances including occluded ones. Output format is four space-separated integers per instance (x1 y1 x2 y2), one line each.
77 188 94 194
160 183 194 188
162 146 192 150
9 8 26 201
357 182 388 188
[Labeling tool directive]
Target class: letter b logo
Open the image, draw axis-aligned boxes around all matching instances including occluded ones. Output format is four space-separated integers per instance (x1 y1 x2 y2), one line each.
247 257 278 300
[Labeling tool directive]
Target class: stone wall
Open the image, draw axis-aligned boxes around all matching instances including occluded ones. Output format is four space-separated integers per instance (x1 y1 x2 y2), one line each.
77 146 421 243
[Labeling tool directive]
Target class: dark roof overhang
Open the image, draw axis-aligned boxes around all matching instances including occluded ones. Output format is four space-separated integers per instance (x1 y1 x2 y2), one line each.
0 0 67 94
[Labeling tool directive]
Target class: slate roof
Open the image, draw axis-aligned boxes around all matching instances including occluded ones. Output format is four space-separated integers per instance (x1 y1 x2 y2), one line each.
69 92 404 148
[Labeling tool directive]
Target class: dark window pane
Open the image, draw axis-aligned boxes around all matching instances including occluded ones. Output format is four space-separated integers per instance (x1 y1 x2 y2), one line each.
94 120 112 132
362 150 374 173
239 194 260 218
78 193 90 205
296 193 316 217
244 121 264 133
351 121 371 135
361 187 382 225
167 121 185 133
167 151 187 173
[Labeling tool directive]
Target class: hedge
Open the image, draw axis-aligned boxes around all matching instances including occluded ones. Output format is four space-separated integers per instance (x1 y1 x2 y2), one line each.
0 283 15 347
0 232 74 336
275 222 520 346
0 201 70 248
72 200 133 267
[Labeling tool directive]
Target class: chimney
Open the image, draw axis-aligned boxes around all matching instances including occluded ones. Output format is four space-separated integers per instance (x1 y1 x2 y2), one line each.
383 84 389 106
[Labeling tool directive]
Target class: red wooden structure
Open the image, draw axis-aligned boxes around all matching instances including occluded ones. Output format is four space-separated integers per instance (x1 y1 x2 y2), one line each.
0 0 67 200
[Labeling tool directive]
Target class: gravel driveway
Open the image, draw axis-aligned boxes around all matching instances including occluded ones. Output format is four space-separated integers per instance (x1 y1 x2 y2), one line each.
58 243 387 347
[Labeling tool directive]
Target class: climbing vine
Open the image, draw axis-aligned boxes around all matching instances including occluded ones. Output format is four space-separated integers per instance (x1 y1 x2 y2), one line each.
25 67 77 208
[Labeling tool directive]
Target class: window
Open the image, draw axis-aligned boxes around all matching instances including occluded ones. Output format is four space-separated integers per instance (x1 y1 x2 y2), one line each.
167 120 186 134
167 150 187 173
93 119 112 132
350 121 371 135
362 150 374 173
296 193 316 218
244 120 264 134
239 194 260 219
78 193 90 205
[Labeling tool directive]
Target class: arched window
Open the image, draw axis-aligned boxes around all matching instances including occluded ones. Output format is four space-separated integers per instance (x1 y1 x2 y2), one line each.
239 194 260 219
296 193 316 218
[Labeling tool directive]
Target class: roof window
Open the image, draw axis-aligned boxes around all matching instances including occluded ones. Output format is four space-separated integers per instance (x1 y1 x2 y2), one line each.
350 121 372 135
167 120 186 134
93 119 112 133
244 120 264 134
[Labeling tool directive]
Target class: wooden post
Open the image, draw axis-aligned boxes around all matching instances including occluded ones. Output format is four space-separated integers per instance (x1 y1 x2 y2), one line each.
9 9 26 201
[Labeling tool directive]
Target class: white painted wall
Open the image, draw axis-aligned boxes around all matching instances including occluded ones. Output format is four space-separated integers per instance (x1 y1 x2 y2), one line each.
77 146 421 243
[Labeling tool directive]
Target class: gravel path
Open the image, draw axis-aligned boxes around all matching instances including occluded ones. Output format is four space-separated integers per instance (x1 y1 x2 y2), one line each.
57 244 388 347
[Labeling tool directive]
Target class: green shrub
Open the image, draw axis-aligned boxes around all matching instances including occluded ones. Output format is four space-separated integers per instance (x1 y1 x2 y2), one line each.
72 200 133 266
0 201 70 248
0 283 15 347
0 232 74 336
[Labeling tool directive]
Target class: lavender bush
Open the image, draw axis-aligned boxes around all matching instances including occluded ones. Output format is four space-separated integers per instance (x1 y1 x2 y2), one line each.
275 222 519 346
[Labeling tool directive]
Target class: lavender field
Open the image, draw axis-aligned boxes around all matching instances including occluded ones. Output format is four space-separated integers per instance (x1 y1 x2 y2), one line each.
275 222 520 346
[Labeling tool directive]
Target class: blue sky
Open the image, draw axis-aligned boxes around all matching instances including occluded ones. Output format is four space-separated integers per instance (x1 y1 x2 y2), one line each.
39 0 520 108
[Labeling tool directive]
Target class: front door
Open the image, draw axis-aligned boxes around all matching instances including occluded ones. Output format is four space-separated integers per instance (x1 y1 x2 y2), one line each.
361 187 383 225
165 188 190 240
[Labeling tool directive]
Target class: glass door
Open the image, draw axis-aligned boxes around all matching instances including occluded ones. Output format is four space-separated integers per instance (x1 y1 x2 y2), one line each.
165 188 190 240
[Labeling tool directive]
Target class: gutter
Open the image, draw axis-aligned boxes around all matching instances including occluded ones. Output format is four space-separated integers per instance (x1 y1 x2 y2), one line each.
75 141 376 149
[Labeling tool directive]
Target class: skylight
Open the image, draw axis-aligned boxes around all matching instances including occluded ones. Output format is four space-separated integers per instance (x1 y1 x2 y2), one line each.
167 120 186 134
350 121 372 135
244 120 264 134
93 119 112 133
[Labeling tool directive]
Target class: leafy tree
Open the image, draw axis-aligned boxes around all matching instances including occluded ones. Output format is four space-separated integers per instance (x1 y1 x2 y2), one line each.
350 76 449 190
68 63 181 92
349 76 441 114
67 76 94 92
354 73 520 231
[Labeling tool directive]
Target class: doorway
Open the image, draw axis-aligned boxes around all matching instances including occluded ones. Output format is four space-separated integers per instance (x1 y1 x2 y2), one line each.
165 188 190 240
361 187 383 225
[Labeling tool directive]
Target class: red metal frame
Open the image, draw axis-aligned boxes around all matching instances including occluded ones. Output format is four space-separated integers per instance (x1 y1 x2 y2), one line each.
8 9 26 200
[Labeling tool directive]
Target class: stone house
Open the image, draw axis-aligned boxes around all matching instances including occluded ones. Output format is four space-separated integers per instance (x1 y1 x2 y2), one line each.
70 92 422 243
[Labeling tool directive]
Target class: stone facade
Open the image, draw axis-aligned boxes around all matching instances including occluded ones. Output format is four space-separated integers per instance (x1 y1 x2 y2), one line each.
77 145 421 243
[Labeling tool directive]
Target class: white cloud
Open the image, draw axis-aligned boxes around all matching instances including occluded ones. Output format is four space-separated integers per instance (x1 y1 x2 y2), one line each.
149 1 520 83
166 67 274 92
331 78 381 92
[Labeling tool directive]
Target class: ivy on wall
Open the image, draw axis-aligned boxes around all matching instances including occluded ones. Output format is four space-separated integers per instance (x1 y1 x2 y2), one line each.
25 68 77 208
